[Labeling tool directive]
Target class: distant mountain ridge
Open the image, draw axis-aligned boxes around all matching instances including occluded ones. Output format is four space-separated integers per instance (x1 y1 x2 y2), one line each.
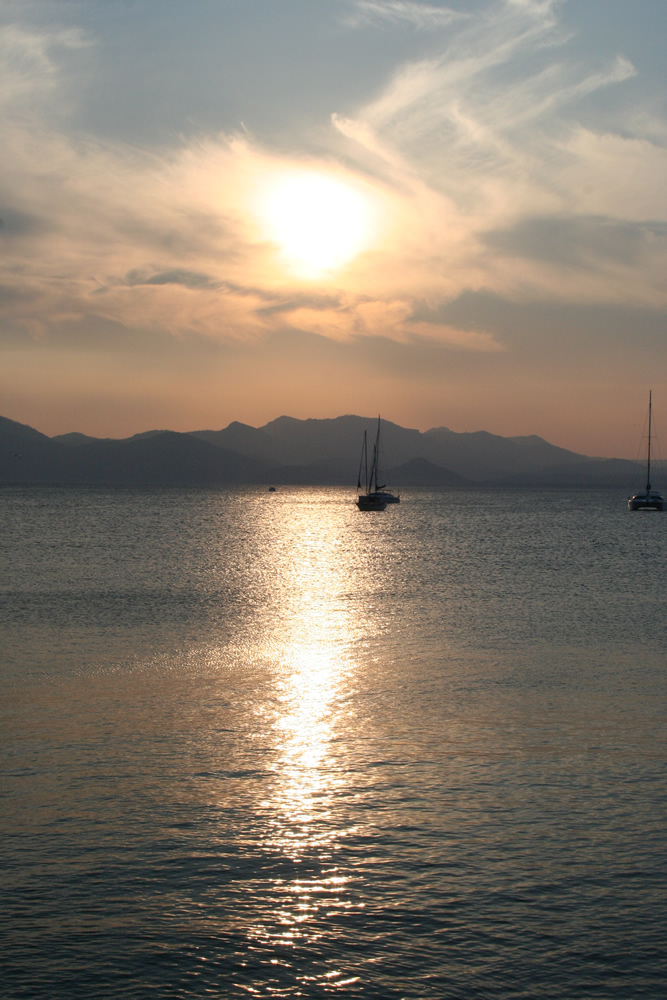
0 413 649 488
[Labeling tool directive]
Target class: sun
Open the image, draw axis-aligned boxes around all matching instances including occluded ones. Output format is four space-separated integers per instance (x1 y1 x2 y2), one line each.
258 170 377 277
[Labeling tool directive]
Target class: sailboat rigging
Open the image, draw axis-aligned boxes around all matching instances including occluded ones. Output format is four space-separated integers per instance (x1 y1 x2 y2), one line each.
628 391 665 511
355 417 400 510
356 429 385 510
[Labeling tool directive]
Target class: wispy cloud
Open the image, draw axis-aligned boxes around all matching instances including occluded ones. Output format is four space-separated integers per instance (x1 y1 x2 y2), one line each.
0 0 665 363
344 0 466 30
0 21 89 111
332 0 666 308
347 0 616 161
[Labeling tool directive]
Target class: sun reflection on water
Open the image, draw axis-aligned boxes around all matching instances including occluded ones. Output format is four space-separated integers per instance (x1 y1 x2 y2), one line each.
246 493 364 963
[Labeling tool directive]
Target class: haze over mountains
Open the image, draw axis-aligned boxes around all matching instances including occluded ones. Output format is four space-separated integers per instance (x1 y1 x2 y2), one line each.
0 414 649 489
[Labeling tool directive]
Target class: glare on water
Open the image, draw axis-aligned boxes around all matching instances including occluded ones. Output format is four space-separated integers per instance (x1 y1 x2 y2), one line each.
247 498 361 959
1 485 666 998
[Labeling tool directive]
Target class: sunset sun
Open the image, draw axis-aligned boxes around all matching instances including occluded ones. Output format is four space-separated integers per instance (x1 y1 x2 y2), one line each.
258 171 377 277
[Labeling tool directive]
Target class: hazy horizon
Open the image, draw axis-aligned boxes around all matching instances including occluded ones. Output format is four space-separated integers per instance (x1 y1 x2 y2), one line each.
1 1 666 457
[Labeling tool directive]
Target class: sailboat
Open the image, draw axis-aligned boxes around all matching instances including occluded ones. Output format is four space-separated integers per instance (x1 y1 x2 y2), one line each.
370 416 400 504
356 428 386 510
355 417 400 510
628 391 665 511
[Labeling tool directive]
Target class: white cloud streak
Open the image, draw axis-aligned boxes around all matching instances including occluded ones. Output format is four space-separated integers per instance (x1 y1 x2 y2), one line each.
333 0 666 305
345 0 466 30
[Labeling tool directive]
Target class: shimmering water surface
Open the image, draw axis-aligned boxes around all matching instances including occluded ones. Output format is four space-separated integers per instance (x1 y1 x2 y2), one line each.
1 486 666 998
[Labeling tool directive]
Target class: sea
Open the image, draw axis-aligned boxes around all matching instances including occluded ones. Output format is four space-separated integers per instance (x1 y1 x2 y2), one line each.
1 485 666 999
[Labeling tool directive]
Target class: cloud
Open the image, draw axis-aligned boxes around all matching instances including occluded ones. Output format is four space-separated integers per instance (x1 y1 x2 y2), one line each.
1 0 666 361
405 320 504 351
123 269 222 290
0 207 49 238
0 20 89 112
341 1 631 185
344 1 467 30
273 295 503 352
331 0 667 309
482 216 667 269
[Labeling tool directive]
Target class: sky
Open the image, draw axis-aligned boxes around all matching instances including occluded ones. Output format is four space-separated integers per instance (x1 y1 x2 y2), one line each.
1 0 666 456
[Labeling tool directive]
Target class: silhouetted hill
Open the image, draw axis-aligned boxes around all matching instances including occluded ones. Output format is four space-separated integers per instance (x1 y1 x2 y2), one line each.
391 458 472 487
196 415 629 486
420 427 586 480
0 413 652 487
51 432 100 446
492 458 641 489
1 414 54 446
192 415 414 468
259 415 423 467
53 429 170 447
1 421 268 485
192 421 276 460
1 415 71 481
63 432 268 485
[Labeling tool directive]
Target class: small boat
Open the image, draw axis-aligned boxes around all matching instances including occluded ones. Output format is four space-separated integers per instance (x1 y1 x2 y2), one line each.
355 417 400 511
356 428 386 511
628 391 665 511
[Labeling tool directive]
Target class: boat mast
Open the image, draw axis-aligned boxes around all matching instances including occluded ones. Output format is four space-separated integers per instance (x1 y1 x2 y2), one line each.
646 390 652 491
357 431 369 493
372 416 382 493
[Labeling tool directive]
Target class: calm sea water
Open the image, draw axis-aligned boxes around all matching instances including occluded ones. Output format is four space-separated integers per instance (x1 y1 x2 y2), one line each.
1 486 666 999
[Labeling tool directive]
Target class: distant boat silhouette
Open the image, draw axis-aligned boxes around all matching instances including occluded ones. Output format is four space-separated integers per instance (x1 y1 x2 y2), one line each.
356 417 400 510
356 428 385 510
628 391 664 510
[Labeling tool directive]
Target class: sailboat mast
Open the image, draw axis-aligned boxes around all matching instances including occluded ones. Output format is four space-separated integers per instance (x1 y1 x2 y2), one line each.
357 430 368 493
364 431 368 493
646 390 652 491
374 416 381 493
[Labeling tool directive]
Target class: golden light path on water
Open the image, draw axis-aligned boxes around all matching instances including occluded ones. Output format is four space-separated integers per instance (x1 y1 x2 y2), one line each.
245 493 365 985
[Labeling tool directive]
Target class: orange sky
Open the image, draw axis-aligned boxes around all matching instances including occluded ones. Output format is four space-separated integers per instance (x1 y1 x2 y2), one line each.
1 0 666 457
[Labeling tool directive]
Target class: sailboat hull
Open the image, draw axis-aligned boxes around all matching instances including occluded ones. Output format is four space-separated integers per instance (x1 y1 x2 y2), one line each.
628 493 665 511
357 495 387 511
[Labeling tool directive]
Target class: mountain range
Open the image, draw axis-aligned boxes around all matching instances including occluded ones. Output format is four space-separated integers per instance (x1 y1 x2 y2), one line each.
0 413 650 488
